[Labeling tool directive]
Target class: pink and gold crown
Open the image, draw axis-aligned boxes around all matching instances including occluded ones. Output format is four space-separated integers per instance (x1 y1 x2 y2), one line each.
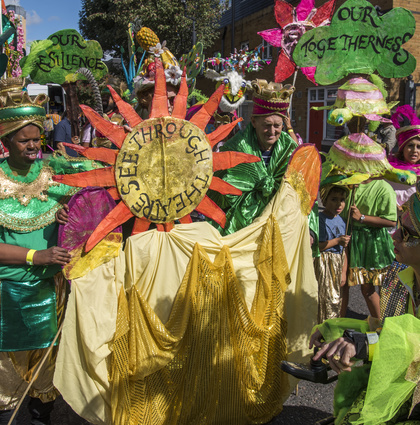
0 78 47 138
251 79 294 117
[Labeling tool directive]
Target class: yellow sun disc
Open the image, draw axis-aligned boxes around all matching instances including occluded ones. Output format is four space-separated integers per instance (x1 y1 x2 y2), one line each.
115 117 213 223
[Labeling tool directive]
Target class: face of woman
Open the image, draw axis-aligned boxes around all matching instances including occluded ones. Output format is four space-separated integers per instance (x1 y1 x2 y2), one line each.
403 138 420 165
3 124 41 170
392 211 420 267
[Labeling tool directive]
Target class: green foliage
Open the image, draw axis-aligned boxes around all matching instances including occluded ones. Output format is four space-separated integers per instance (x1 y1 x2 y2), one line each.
79 0 223 59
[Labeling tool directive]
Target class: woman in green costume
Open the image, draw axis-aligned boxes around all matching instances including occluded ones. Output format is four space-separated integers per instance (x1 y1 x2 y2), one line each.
309 182 420 425
0 78 98 425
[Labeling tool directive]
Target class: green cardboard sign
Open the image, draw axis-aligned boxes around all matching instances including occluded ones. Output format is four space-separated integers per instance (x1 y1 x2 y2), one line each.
293 0 416 85
20 29 108 84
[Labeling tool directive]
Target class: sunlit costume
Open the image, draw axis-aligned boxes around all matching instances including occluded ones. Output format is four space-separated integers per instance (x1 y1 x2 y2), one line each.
0 78 97 411
210 79 298 236
52 60 320 425
313 184 420 425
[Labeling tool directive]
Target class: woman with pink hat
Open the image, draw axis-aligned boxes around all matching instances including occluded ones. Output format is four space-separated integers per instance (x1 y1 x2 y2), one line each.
388 105 420 207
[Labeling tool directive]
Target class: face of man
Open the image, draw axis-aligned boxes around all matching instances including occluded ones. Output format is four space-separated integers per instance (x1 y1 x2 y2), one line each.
4 124 41 170
251 114 284 151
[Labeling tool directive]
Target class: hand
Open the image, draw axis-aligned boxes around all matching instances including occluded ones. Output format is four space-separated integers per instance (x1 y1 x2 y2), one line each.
337 235 351 247
56 204 69 225
309 329 324 349
33 246 71 266
350 205 362 222
313 337 356 373
283 111 293 131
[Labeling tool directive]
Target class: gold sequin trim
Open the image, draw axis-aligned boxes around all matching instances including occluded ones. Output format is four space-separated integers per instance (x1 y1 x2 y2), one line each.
0 166 59 206
285 168 311 215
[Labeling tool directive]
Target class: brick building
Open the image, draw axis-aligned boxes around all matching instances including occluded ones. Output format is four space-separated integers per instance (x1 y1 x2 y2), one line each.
196 0 420 151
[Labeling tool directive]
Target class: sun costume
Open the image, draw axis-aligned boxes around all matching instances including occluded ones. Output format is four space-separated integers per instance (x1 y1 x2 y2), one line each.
0 78 99 411
49 60 321 425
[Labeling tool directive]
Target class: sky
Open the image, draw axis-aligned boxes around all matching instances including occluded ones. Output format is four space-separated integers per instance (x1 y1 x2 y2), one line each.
7 0 83 48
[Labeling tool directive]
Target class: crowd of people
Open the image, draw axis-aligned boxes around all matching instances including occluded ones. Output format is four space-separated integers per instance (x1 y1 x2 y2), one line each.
0 61 419 425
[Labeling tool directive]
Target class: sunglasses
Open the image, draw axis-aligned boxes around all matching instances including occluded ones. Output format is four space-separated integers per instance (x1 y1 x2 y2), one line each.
397 217 420 242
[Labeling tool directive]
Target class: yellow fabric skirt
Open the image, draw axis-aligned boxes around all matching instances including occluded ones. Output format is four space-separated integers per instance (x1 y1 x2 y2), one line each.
53 181 319 425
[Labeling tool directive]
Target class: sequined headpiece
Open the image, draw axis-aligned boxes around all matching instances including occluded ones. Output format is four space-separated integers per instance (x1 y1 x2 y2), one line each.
0 78 47 138
408 181 420 236
251 79 294 118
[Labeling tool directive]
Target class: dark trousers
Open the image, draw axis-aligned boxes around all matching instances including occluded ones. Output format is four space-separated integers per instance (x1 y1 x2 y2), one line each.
0 397 54 425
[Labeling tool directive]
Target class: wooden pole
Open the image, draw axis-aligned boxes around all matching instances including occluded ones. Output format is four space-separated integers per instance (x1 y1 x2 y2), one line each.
7 322 64 425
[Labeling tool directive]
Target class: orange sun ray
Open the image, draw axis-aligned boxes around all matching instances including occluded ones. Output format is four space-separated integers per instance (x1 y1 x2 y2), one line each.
157 222 174 232
53 167 117 188
179 215 192 224
85 201 134 252
80 104 126 148
208 118 243 148
210 177 242 195
107 187 120 200
189 84 225 130
107 85 142 128
149 59 169 118
195 195 226 228
61 143 117 165
132 217 151 234
171 68 188 119
212 151 260 172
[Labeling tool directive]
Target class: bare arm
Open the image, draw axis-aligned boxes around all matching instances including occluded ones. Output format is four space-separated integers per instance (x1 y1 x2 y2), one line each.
0 243 71 266
319 235 350 252
350 205 396 228
283 112 299 143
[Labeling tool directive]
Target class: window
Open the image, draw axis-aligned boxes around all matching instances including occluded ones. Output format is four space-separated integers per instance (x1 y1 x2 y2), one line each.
308 86 345 145
261 39 272 60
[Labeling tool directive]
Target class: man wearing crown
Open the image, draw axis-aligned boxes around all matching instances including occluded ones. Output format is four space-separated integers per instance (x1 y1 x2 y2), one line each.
210 79 298 235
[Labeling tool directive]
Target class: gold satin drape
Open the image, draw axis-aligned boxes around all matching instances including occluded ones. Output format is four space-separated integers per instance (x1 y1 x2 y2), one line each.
54 180 319 425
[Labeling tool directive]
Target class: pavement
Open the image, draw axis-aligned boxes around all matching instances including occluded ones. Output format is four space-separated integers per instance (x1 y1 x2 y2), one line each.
15 286 370 425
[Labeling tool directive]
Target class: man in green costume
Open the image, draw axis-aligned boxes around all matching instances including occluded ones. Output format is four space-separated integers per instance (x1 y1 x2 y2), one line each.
0 78 99 425
210 79 298 235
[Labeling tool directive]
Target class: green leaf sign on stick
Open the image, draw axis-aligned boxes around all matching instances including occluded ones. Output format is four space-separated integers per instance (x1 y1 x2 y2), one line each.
293 0 416 85
20 29 108 84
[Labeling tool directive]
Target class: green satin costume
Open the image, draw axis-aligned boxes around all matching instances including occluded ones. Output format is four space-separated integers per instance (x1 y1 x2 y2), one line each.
0 155 99 351
208 123 297 235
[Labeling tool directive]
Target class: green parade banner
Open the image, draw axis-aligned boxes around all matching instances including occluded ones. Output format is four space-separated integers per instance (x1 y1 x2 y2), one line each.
20 29 108 85
293 0 416 85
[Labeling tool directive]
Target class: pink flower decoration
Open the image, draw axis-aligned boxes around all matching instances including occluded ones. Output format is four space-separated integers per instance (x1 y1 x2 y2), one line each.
258 0 336 84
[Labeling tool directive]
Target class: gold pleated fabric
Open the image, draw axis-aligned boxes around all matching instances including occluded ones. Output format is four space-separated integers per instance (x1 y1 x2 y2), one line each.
110 216 290 425
314 252 344 323
53 180 319 425
0 273 67 410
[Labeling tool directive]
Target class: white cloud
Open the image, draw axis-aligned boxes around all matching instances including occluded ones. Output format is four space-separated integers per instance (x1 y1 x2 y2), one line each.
48 16 60 22
26 10 42 26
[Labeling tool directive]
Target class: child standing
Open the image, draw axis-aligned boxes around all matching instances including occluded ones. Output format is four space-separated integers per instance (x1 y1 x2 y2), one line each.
343 179 397 318
315 184 350 323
